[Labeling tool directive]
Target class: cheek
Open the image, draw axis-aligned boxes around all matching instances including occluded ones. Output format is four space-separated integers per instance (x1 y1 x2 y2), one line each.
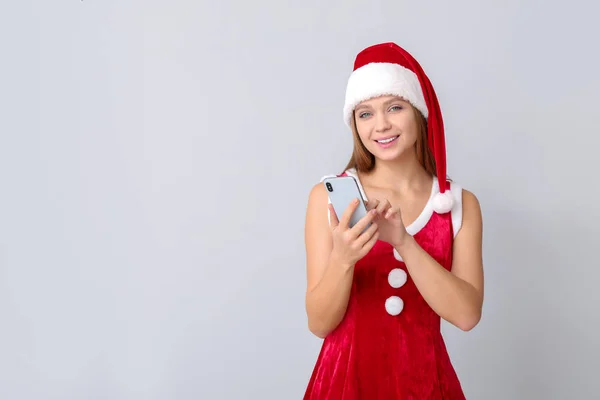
358 132 370 144
395 117 419 143
355 122 371 143
402 128 419 144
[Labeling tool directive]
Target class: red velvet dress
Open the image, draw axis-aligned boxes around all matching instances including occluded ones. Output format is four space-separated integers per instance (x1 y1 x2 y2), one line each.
304 169 466 400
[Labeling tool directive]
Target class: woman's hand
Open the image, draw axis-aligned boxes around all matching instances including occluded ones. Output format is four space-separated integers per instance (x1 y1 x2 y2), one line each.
367 199 409 248
328 199 379 269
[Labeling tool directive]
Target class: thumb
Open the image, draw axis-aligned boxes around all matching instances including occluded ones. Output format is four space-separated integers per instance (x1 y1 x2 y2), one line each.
385 206 402 220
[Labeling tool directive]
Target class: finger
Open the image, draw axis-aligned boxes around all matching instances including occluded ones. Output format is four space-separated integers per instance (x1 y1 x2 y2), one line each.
366 198 380 211
328 204 339 228
376 199 392 215
385 206 401 220
384 206 395 219
361 230 380 254
339 198 359 229
349 208 378 237
356 220 378 246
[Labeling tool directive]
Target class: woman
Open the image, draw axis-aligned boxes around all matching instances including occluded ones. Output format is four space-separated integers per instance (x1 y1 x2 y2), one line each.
303 42 484 399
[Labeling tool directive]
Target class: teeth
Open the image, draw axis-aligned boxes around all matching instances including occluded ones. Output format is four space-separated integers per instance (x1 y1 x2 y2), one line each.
377 136 398 144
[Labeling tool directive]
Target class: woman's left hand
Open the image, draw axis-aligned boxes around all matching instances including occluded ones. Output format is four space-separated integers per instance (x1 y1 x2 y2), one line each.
367 199 409 248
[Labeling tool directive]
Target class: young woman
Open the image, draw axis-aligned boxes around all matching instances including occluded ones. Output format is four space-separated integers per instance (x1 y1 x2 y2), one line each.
303 42 484 399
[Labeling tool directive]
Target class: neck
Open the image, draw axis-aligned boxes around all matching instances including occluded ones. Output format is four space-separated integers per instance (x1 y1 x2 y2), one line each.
360 151 431 191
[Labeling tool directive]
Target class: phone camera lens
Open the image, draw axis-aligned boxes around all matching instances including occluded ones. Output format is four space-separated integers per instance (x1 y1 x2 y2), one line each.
326 182 333 192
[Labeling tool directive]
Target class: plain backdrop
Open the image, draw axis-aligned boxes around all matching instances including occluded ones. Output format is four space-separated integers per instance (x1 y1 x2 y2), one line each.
1 1 599 399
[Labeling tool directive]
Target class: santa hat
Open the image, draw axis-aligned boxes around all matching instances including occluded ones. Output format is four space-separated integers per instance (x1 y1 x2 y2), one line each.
343 42 454 214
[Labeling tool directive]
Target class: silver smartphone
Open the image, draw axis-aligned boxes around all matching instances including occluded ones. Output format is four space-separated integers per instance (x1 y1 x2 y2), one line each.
323 175 369 228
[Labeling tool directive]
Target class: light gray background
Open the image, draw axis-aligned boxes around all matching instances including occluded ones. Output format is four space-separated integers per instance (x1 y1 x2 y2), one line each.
1 1 599 399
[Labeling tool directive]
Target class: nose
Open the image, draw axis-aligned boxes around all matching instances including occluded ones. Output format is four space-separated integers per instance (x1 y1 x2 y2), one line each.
374 113 392 132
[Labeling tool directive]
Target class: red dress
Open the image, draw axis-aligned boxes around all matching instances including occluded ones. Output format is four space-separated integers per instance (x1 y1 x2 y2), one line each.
304 169 466 400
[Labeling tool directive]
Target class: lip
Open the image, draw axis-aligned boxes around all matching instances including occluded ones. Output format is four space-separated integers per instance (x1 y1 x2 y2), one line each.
374 135 399 142
374 135 400 148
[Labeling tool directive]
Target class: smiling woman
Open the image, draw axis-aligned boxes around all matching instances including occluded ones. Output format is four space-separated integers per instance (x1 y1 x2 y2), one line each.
302 42 484 400
346 96 436 178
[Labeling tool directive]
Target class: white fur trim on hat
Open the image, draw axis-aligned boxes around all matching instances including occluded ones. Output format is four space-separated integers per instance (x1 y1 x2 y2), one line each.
343 62 428 127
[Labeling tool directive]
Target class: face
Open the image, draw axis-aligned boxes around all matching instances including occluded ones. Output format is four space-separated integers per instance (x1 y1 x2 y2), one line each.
353 95 420 162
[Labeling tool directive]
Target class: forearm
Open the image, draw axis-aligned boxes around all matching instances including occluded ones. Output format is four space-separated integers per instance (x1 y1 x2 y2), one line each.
305 253 354 338
395 236 482 331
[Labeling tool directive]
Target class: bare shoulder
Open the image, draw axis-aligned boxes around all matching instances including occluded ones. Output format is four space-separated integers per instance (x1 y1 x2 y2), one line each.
305 181 330 241
305 182 330 225
307 181 328 206
462 189 482 219
452 188 484 293
460 189 483 231
304 181 333 292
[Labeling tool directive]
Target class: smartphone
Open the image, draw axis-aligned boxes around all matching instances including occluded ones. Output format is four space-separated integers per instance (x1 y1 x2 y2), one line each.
323 175 369 228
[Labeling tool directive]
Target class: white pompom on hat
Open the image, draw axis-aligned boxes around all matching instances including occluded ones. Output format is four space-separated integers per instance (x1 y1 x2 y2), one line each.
343 42 454 214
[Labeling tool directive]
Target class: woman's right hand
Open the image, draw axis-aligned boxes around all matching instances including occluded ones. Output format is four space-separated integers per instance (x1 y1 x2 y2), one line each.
328 199 379 269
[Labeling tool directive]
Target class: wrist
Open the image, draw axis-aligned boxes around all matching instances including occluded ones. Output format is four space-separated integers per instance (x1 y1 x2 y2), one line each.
330 251 354 273
393 234 416 258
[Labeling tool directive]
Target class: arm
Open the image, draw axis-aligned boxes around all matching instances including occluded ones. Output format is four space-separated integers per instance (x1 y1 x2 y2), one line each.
304 183 378 338
394 189 484 331
304 183 354 338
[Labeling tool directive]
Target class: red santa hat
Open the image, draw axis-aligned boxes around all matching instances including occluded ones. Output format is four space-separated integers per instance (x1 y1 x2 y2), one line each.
343 42 454 214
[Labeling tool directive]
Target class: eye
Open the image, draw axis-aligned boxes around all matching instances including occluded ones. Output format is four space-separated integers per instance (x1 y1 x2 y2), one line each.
389 105 403 112
358 112 372 118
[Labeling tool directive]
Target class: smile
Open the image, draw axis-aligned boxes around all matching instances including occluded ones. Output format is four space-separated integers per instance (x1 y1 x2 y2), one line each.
375 135 399 144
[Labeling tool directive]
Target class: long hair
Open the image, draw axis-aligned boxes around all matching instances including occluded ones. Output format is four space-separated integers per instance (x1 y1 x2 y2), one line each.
343 105 437 177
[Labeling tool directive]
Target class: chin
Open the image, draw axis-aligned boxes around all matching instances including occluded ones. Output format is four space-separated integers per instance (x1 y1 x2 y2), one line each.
367 144 407 162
